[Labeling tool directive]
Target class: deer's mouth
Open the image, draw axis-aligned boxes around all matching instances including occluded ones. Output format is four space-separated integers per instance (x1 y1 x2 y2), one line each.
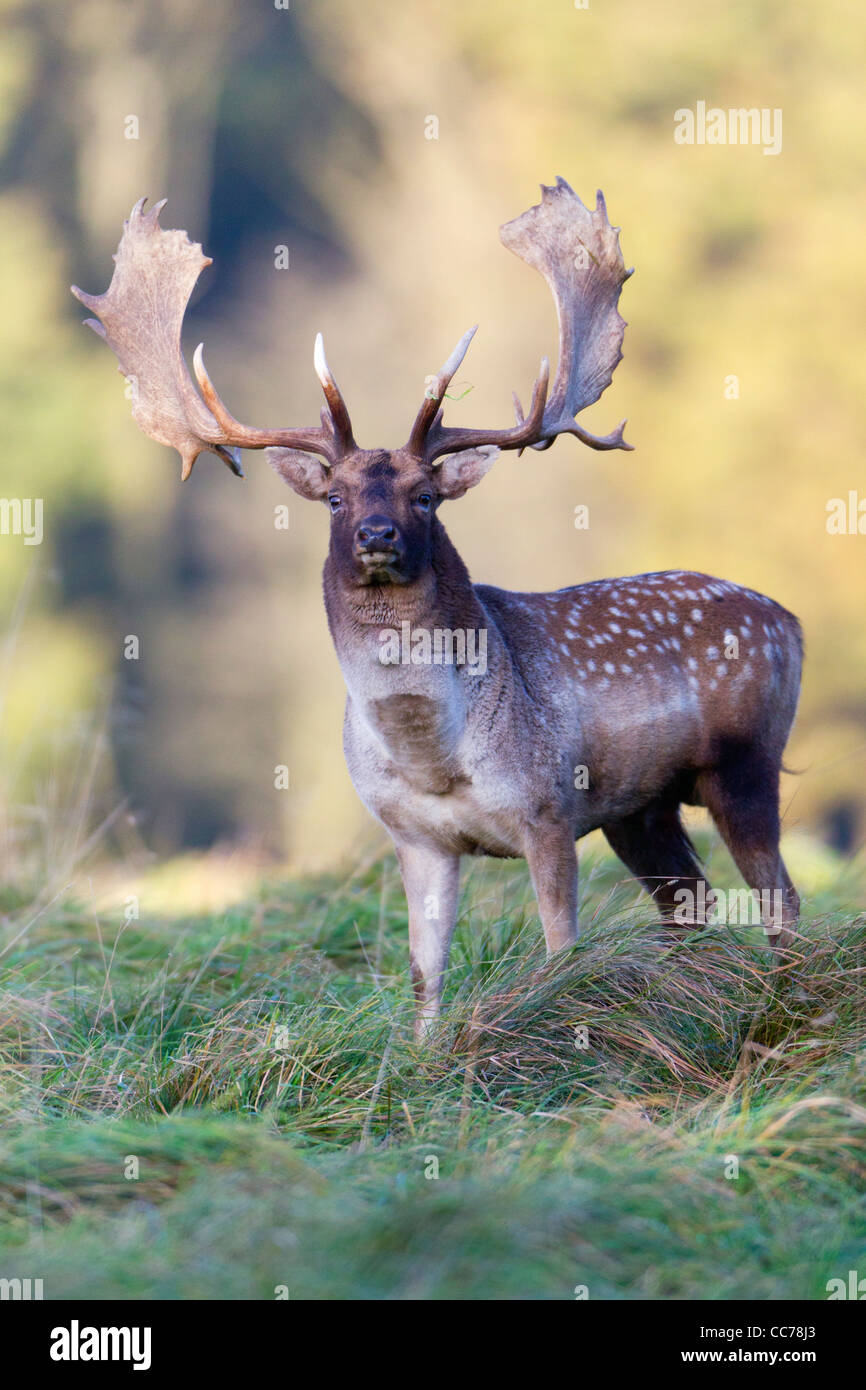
356 549 405 584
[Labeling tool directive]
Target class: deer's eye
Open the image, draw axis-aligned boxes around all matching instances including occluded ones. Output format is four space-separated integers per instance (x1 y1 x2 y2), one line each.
328 495 342 513
414 493 433 511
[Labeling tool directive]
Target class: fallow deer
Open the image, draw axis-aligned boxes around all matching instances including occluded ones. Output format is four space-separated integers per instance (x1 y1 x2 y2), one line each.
73 177 802 1037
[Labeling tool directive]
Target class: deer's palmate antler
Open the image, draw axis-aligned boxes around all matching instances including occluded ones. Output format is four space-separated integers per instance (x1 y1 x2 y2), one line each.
407 176 633 462
72 197 355 479
73 179 631 473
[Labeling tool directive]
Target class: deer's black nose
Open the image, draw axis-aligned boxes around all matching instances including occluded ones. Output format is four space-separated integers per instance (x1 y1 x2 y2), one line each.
356 517 398 549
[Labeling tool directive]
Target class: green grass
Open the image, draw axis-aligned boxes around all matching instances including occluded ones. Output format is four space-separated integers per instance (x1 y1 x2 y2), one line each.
0 840 865 1300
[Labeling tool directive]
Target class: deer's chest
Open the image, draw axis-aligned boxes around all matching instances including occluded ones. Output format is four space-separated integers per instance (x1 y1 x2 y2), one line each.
342 689 531 857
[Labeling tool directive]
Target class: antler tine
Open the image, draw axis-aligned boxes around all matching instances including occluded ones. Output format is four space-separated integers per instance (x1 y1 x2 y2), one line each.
420 355 550 464
192 342 346 470
314 333 356 450
407 325 477 457
188 344 250 478
72 198 353 478
523 357 550 430
565 416 632 452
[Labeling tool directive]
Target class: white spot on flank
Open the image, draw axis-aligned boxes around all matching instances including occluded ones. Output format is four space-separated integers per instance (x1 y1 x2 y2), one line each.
691 609 702 621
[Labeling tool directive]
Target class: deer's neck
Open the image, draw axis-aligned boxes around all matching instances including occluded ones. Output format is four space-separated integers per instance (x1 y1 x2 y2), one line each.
324 517 484 631
323 522 499 787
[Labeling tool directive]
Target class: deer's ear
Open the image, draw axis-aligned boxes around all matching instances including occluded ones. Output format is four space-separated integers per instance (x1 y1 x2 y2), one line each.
434 446 500 500
266 447 331 501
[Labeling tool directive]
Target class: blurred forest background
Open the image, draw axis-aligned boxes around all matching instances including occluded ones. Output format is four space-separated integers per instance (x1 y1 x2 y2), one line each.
0 0 864 886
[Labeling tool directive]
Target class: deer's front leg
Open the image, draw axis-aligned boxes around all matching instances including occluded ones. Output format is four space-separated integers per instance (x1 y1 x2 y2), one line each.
525 824 579 954
394 841 461 1041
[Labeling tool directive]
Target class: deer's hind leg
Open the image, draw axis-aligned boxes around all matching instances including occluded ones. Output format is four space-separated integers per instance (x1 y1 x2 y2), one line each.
695 753 800 949
602 799 711 925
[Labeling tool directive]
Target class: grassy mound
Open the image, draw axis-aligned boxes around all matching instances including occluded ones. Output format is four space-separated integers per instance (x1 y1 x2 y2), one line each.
0 844 864 1299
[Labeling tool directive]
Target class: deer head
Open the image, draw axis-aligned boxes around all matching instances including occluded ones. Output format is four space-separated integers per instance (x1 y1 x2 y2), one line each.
72 179 632 592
